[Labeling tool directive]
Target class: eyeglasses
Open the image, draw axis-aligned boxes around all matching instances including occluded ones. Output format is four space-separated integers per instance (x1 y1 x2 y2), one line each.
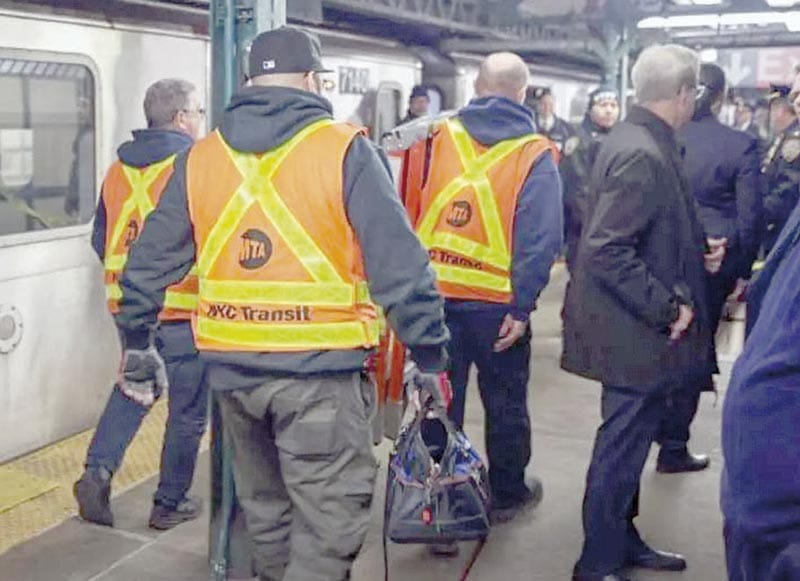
181 107 206 117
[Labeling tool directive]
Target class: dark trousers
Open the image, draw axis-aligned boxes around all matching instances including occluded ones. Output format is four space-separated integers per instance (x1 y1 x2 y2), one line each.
575 384 668 576
216 372 377 581
85 324 208 507
725 522 800 581
659 256 739 450
446 307 532 504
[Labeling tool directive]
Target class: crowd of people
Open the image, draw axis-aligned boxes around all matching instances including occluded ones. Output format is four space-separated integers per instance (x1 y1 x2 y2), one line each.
69 24 800 581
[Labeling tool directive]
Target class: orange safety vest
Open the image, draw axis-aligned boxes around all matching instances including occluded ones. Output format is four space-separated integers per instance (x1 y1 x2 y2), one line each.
184 119 381 353
414 118 553 304
102 156 198 321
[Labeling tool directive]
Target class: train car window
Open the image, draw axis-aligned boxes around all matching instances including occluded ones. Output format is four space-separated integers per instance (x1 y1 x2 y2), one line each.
374 82 403 140
0 56 95 238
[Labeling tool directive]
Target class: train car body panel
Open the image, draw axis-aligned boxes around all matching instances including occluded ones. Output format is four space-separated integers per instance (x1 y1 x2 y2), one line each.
0 9 208 461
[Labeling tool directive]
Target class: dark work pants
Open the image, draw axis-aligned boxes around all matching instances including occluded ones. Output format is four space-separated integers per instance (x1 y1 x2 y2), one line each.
446 307 532 505
86 323 208 508
659 256 739 450
216 372 377 581
575 384 669 576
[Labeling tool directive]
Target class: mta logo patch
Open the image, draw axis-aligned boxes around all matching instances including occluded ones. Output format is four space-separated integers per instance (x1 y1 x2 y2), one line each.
446 200 472 227
123 219 139 248
239 228 272 270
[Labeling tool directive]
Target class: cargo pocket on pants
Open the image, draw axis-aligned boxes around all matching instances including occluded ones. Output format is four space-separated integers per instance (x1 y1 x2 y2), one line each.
279 396 343 460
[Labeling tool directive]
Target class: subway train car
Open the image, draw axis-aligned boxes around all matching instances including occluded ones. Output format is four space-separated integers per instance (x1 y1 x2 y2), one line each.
0 2 599 462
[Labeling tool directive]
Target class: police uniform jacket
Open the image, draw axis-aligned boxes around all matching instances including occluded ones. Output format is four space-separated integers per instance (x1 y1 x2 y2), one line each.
763 120 800 253
680 112 763 279
561 106 716 388
536 114 573 155
560 116 611 268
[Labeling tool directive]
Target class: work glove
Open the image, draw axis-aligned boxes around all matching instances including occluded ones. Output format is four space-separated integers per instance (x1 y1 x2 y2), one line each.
118 345 169 408
412 368 453 410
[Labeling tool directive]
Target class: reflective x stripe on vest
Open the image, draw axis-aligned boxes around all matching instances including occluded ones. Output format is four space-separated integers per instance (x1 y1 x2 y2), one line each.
103 155 197 314
417 118 540 296
194 120 380 350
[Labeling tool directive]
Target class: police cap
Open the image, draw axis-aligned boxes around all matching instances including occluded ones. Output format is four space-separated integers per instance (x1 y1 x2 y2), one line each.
768 83 792 102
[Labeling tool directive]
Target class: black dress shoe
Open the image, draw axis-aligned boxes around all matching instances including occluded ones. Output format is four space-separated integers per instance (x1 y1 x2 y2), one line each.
656 448 710 473
628 547 687 571
572 573 631 581
490 475 544 524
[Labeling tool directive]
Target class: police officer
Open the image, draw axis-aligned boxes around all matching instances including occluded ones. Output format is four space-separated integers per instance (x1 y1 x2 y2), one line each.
657 63 763 474
560 86 619 267
530 86 574 153
410 52 562 529
115 27 449 580
74 79 208 530
762 83 800 254
721 194 800 580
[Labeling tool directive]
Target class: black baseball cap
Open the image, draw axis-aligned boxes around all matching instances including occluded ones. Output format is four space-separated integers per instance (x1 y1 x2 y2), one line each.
248 26 332 77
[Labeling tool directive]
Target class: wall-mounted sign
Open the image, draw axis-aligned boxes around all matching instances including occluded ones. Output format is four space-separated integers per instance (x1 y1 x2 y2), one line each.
339 67 370 95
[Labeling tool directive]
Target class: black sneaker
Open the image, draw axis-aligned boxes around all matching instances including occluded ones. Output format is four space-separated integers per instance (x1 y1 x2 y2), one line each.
148 497 202 530
74 467 114 527
491 476 544 524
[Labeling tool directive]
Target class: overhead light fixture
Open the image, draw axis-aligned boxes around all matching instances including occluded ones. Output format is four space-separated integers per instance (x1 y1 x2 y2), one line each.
672 0 723 4
766 0 798 7
638 10 800 28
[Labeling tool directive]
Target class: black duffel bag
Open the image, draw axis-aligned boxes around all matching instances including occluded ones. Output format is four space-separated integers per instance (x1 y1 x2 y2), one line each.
383 393 491 580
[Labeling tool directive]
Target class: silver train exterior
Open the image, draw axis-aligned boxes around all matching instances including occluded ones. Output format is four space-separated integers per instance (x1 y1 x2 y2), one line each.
0 5 599 462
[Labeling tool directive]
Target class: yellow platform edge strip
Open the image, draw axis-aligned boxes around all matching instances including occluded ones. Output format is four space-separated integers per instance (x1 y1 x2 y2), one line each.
0 400 209 556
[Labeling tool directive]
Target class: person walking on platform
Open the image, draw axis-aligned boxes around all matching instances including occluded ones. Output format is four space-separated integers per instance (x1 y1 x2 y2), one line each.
560 86 619 268
654 63 762 475
761 83 800 255
114 27 450 581
409 52 563 529
561 45 722 581
74 79 208 531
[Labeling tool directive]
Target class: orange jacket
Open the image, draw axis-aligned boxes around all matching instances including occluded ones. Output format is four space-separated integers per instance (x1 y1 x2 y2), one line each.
184 120 381 352
102 156 198 320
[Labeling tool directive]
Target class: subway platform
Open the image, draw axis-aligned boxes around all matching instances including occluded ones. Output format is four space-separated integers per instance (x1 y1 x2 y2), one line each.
0 268 730 580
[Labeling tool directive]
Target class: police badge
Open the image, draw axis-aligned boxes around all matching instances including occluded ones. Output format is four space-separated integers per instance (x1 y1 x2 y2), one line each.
564 136 581 157
781 136 800 163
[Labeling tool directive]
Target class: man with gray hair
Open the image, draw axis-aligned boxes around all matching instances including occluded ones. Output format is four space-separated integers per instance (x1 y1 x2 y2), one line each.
74 77 207 530
561 45 722 580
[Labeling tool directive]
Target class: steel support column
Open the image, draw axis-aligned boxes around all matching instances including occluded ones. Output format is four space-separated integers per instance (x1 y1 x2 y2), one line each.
208 3 285 580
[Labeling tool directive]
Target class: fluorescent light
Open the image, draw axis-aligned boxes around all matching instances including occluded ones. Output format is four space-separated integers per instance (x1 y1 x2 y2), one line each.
638 14 719 28
766 0 798 6
692 0 724 5
638 10 800 29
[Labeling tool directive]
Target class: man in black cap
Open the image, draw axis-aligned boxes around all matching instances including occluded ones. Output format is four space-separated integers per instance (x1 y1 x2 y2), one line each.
529 86 574 154
399 84 430 124
560 86 619 267
113 25 450 580
762 82 800 254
